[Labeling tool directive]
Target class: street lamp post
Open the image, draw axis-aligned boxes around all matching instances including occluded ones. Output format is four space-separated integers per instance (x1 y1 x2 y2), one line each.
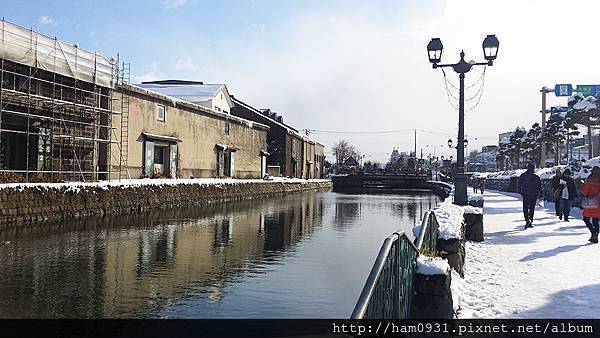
427 35 499 205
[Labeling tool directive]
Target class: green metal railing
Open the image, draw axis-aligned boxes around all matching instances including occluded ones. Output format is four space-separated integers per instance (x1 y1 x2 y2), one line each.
351 210 439 319
415 210 439 253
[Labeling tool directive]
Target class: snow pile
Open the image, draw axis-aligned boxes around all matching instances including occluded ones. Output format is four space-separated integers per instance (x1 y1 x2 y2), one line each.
510 169 527 178
468 194 484 202
463 205 483 214
583 156 600 169
416 255 449 275
450 269 466 314
486 171 515 180
536 166 564 180
434 202 464 240
0 177 331 192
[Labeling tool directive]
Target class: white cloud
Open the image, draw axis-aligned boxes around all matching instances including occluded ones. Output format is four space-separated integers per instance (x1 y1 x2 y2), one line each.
173 58 198 71
162 0 187 9
39 16 57 26
131 61 164 83
139 1 600 162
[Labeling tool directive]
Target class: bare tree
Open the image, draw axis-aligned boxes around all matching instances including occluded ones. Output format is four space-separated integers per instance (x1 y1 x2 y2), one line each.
332 139 358 165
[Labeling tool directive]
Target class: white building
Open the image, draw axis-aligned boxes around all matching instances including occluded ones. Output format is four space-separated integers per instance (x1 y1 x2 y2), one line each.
138 80 234 114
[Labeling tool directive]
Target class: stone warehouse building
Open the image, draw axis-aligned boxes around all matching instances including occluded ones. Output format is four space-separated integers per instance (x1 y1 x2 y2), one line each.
0 19 324 182
111 83 269 179
231 98 325 178
0 19 118 182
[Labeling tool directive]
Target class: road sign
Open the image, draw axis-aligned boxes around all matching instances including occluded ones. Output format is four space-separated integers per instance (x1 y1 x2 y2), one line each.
554 84 572 96
576 85 600 97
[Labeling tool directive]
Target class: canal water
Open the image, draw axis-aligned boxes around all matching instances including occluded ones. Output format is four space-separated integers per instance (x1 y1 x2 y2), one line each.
0 191 437 318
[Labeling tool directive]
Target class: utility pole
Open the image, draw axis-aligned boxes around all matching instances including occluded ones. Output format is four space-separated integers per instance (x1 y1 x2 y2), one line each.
540 86 552 167
414 129 417 158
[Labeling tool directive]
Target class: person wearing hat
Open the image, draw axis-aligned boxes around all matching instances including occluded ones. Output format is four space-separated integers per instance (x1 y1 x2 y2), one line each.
517 162 543 229
580 166 600 243
558 168 576 221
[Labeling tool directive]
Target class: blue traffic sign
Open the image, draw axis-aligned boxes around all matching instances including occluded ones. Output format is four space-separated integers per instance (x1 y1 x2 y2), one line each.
554 84 573 96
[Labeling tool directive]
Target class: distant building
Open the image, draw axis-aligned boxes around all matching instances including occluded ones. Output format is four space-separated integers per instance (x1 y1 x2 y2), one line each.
343 156 359 167
498 131 512 146
230 97 325 178
112 83 269 179
472 145 498 171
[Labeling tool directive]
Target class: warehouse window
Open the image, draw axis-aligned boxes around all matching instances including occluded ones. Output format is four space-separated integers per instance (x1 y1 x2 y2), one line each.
224 121 230 135
156 105 166 122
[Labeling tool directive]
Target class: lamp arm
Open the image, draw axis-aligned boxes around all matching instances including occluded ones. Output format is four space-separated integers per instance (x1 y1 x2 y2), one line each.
434 60 492 69
433 63 456 69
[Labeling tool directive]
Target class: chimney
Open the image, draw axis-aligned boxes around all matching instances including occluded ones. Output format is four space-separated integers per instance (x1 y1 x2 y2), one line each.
276 116 283 123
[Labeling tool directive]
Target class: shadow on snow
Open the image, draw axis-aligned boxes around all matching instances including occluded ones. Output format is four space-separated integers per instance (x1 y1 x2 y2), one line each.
515 284 600 318
519 243 591 262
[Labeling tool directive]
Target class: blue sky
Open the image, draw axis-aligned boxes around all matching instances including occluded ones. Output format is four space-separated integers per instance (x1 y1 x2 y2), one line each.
4 1 599 162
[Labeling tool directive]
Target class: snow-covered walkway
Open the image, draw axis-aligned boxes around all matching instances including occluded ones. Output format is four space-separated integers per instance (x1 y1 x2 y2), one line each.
459 190 600 319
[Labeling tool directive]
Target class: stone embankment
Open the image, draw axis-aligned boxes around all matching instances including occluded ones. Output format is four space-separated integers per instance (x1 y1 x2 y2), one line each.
0 179 332 227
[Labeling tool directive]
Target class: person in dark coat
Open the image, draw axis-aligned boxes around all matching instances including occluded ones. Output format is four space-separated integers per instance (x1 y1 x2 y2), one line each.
517 162 543 229
479 177 485 194
558 168 576 221
551 169 563 217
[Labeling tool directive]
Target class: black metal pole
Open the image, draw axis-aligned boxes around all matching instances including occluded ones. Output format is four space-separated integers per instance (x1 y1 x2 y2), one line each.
455 70 467 205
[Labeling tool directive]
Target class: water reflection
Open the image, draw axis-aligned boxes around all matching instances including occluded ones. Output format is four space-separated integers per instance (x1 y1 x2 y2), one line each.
0 192 437 318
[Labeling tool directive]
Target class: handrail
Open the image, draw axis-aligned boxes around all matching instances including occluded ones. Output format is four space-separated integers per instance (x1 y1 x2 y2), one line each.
415 210 432 250
350 233 399 319
415 210 439 251
351 208 439 319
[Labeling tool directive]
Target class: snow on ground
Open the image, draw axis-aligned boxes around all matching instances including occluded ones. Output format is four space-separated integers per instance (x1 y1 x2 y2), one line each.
459 190 600 318
0 177 330 192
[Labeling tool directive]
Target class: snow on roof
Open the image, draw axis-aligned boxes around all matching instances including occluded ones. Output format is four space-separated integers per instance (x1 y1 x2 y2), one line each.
137 83 223 103
416 256 450 275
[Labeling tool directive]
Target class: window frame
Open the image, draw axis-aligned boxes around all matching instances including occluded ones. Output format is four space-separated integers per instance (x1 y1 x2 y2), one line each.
156 104 166 122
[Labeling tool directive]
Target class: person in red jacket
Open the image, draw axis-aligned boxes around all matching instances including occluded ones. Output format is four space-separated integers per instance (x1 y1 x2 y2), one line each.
580 166 600 243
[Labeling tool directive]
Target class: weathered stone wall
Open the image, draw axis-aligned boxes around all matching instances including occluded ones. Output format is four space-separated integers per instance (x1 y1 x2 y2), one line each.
0 181 332 227
412 271 454 319
437 220 466 277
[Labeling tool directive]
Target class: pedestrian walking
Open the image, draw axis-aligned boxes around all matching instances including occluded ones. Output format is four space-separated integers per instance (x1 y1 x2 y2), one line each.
479 177 485 194
517 162 543 229
551 169 563 218
558 168 576 222
580 166 600 243
472 176 478 194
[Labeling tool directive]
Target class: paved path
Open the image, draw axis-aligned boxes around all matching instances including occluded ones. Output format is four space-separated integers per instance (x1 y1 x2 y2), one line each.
459 191 600 318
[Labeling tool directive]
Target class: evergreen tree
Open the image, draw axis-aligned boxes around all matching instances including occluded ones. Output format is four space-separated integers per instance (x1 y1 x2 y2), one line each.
568 92 600 158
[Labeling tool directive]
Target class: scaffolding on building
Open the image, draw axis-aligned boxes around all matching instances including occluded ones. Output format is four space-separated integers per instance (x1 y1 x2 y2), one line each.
0 19 123 182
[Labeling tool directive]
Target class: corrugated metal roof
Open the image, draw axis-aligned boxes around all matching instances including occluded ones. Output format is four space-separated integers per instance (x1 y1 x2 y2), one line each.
137 83 223 103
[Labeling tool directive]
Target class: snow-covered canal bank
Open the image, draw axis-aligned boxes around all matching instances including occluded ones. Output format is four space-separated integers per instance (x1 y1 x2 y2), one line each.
459 191 600 318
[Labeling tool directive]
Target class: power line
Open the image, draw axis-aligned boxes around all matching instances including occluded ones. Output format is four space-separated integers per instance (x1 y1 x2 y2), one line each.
306 128 457 137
